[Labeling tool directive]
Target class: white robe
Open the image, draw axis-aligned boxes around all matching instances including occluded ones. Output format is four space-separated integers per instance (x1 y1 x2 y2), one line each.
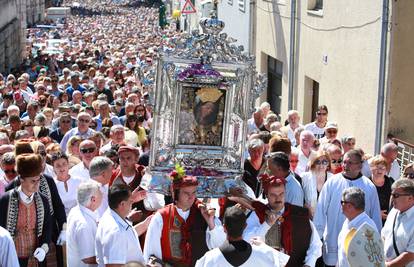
143 205 226 263
195 243 290 267
313 173 382 266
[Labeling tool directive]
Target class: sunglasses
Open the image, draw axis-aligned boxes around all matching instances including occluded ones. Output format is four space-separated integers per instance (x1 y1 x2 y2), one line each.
317 112 328 116
315 159 329 166
331 159 343 164
340 200 350 205
79 119 91 123
61 120 71 123
404 173 414 179
4 169 16 174
80 147 95 154
391 193 412 199
327 130 337 134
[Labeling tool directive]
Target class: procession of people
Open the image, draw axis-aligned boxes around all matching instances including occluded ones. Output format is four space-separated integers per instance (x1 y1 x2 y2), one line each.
0 0 414 266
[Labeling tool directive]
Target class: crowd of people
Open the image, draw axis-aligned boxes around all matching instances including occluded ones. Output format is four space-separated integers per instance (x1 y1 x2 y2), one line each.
1 0 414 266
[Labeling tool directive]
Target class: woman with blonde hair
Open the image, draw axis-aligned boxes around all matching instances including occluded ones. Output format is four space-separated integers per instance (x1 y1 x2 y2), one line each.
369 155 393 224
301 150 333 216
65 136 82 168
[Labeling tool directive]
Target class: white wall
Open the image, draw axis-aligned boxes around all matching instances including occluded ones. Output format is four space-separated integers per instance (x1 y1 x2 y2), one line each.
218 0 251 53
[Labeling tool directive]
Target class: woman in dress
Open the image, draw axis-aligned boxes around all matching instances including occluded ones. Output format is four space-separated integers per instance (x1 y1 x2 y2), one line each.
301 150 333 217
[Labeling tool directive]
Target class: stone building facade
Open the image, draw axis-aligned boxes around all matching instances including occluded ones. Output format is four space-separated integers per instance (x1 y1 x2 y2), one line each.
0 0 45 73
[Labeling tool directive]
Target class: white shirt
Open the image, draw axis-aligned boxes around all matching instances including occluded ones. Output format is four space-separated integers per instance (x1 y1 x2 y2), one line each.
143 205 226 263
243 209 322 266
296 149 317 176
304 122 325 139
247 118 261 135
69 162 90 182
337 212 377 267
388 160 401 180
96 184 108 219
313 173 382 265
95 209 144 266
285 172 304 207
0 226 19 267
382 206 414 267
67 205 99 267
301 171 333 215
54 177 82 216
18 186 34 204
195 242 290 267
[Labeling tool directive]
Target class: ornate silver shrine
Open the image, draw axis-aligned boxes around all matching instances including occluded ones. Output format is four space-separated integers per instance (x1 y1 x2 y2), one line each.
140 17 267 197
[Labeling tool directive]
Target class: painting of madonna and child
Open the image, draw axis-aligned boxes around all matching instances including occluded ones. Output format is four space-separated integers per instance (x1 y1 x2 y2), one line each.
178 86 226 146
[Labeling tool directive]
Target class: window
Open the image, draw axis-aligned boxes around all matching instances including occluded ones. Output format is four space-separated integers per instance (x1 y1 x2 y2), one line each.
238 0 245 12
308 0 323 11
267 56 283 115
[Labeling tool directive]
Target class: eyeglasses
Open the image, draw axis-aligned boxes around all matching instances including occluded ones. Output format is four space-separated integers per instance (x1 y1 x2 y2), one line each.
404 173 414 179
343 160 362 165
315 159 329 166
4 169 16 174
78 119 90 123
136 109 145 112
391 193 412 199
80 147 95 154
346 142 356 146
317 112 328 116
372 166 387 171
331 159 343 164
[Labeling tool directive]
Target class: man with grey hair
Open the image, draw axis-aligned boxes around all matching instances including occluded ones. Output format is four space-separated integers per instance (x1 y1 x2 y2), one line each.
296 130 317 175
380 142 401 181
337 187 377 267
99 125 125 154
281 110 303 146
382 179 414 266
247 108 264 135
66 181 103 267
60 112 96 152
89 156 114 217
94 101 120 131
243 138 265 197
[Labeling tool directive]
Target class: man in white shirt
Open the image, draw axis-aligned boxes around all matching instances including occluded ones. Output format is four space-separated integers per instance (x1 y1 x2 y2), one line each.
89 156 114 218
247 108 264 135
69 140 98 182
381 143 401 180
95 183 146 266
296 130 317 176
67 181 103 267
196 206 289 267
280 110 303 147
337 187 378 267
382 179 414 267
304 105 329 140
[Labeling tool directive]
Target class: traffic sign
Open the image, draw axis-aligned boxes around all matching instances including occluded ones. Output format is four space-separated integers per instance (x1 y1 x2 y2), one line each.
181 0 197 14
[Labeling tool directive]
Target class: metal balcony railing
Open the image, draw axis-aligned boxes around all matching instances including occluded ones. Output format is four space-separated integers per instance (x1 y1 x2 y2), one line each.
393 138 414 175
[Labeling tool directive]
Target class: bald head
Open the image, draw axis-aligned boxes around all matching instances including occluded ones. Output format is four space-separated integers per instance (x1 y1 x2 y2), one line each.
381 143 398 162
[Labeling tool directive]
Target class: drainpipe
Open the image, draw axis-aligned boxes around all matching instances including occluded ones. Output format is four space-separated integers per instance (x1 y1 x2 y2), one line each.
248 0 256 55
374 0 390 154
287 0 296 110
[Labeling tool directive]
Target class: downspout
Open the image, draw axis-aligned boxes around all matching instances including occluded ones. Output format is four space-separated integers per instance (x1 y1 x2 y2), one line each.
249 0 256 55
288 0 296 110
374 0 390 154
